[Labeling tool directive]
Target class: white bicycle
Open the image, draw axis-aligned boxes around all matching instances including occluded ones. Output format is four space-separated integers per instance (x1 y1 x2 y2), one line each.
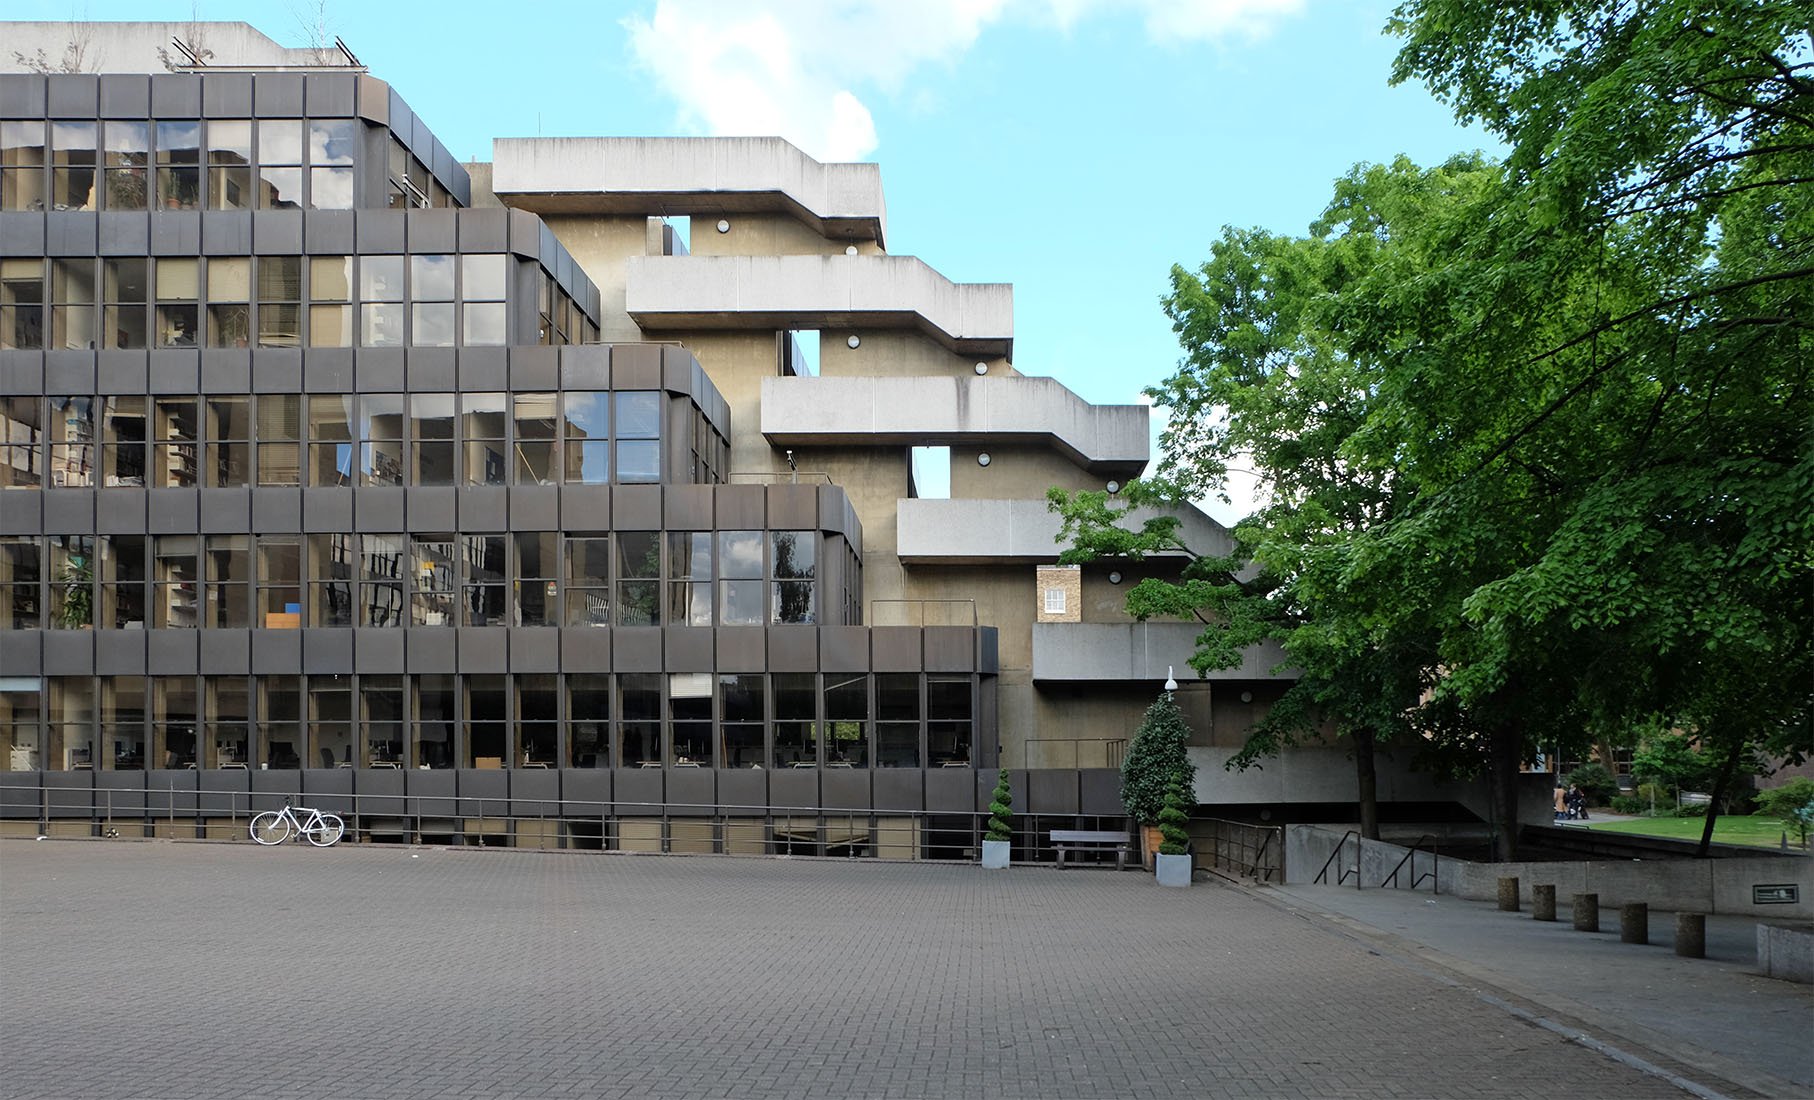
250 801 346 847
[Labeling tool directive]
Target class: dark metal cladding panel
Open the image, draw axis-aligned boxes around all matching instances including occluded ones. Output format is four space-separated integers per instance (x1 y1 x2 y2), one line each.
95 349 146 394
145 488 199 534
405 627 456 673
197 768 250 816
510 345 558 391
253 209 303 254
304 208 355 253
41 487 94 534
302 628 355 674
45 74 99 118
925 767 974 813
405 347 455 391
457 485 508 532
96 211 149 255
665 766 714 815
198 628 251 675
198 487 251 532
405 208 457 252
405 486 455 532
300 767 353 814
250 626 302 675
356 208 405 253
147 769 199 816
200 210 251 254
1028 768 1080 815
559 627 610 674
95 769 147 815
150 74 201 117
873 768 923 813
456 345 506 390
0 74 49 119
924 626 977 672
716 768 766 817
819 625 869 672
561 485 610 531
767 768 818 813
149 210 200 255
97 74 150 117
199 348 251 393
355 766 406 816
146 349 199 394
297 346 349 392
355 76 390 125
355 628 405 674
664 626 712 671
766 626 816 673
458 208 509 253
610 343 662 389
250 488 302 533
612 627 662 672
352 486 403 532
0 488 39 535
509 627 560 672
715 484 764 529
41 628 93 675
457 627 510 673
715 627 765 673
0 773 41 819
249 768 296 813
0 211 46 256
563 769 611 816
509 484 558 530
44 770 94 817
871 627 923 672
1080 768 1125 816
300 488 352 532
405 767 457 817
821 768 870 812
253 72 305 116
144 629 198 675
612 767 662 814
509 767 560 817
304 73 358 118
358 347 405 391
663 483 712 529
94 627 147 675
45 211 95 254
455 767 508 818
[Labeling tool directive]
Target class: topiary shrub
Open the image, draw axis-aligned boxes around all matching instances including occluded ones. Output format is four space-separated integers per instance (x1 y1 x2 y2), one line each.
1122 691 1195 825
986 769 1013 843
1157 773 1192 856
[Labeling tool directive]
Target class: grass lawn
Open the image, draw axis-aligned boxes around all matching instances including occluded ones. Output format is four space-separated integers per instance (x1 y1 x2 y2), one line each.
1585 813 1809 850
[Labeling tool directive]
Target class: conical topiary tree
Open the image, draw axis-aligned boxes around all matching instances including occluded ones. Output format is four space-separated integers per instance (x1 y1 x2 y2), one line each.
986 768 1013 843
1157 773 1192 855
1121 691 1195 825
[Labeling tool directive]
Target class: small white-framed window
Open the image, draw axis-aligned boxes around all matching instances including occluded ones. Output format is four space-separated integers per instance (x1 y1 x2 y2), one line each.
1043 588 1065 615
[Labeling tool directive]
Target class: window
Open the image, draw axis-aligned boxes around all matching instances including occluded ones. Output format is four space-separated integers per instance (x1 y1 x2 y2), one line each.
410 536 457 626
309 675 353 769
823 675 869 767
461 254 507 345
204 396 250 488
618 673 662 767
96 535 145 629
720 674 764 768
46 678 94 771
50 122 96 211
307 533 354 627
100 396 146 487
1 398 42 489
562 391 609 484
206 120 251 210
256 395 301 487
0 682 42 772
563 536 610 627
772 673 815 768
360 676 404 766
513 533 557 627
101 677 146 769
155 121 201 210
151 536 198 629
257 676 302 769
102 258 148 349
256 120 302 209
615 390 661 482
360 255 405 347
2 258 44 348
359 395 404 487
771 531 815 624
669 672 713 766
567 674 609 768
1043 588 1066 615
410 394 455 486
1 120 47 211
615 531 660 626
102 122 150 210
465 675 506 769
360 535 406 627
50 258 95 350
517 675 558 767
413 674 454 769
257 535 302 628
462 393 506 485
151 398 197 488
462 535 507 626
207 257 250 347
257 256 301 348
410 254 455 347
153 675 198 769
513 392 558 484
308 120 357 209
308 256 353 347
203 535 250 628
154 258 198 347
47 396 95 487
666 531 711 626
307 395 354 486
45 535 94 629
205 677 249 768
717 530 762 626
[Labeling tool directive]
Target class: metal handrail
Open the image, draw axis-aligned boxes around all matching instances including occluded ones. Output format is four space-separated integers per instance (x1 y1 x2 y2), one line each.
1378 834 1438 892
1313 829 1360 887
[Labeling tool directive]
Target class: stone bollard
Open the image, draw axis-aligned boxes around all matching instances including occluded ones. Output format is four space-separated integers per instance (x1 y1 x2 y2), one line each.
1498 876 1520 912
1620 902 1649 944
1532 883 1556 921
1675 913 1706 958
1573 893 1599 932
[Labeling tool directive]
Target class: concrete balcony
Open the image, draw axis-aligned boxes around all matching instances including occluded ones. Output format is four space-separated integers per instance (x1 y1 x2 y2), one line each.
628 254 1012 358
897 498 1234 564
1031 621 1292 683
763 376 1144 474
493 136 887 245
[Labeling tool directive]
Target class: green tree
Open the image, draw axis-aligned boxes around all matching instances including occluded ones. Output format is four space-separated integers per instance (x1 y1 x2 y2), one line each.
1755 778 1814 847
985 769 1013 843
1120 692 1195 826
1157 774 1192 856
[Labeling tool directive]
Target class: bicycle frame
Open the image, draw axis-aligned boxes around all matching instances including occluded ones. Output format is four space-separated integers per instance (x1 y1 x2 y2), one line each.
250 801 346 847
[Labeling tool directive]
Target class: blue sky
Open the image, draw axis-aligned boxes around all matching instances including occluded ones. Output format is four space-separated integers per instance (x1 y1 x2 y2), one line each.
16 0 1498 519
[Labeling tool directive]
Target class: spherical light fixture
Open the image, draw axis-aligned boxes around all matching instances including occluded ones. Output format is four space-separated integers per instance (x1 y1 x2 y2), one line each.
1164 666 1178 692
1108 571 1123 585
715 219 730 233
845 245 858 256
976 452 991 467
846 334 861 349
1105 480 1120 494
974 362 988 375
1240 690 1254 703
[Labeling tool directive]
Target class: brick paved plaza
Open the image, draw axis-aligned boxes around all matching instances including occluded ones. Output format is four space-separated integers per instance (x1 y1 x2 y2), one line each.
1 841 1697 1100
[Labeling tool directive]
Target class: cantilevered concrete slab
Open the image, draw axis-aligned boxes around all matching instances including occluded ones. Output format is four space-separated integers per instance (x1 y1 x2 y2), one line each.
897 498 1235 564
763 376 1145 474
628 254 1012 358
1032 622 1293 682
493 137 887 246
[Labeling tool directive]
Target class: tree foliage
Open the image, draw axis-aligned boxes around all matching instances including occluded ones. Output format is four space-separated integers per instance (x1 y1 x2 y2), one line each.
986 768 1013 843
1157 775 1192 856
1120 693 1195 826
1056 1 1811 859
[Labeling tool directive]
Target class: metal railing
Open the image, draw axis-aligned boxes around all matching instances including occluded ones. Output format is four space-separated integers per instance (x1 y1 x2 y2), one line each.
1196 817 1284 883
868 599 978 628
1313 829 1361 887
1378 834 1438 892
726 471 834 485
1025 738 1127 770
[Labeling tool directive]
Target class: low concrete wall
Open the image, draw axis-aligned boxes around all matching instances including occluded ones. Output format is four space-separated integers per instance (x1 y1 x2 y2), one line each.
1286 824 1814 919
1756 924 1813 984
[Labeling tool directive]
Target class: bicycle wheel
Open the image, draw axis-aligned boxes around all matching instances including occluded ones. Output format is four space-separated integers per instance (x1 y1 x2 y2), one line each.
306 813 345 847
251 811 291 845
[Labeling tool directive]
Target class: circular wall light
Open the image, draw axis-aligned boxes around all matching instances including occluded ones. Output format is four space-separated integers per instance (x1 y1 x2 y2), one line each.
845 245 858 256
976 452 991 467
1105 480 1120 494
974 362 988 375
1240 690 1254 703
715 219 730 233
1108 571 1123 585
846 334 861 349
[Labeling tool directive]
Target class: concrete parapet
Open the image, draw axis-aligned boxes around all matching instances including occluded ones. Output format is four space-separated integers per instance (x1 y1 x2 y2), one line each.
898 498 1234 565
1756 923 1813 984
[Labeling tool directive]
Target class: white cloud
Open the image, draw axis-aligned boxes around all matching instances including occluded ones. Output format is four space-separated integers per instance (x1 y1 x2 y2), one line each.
623 0 1304 161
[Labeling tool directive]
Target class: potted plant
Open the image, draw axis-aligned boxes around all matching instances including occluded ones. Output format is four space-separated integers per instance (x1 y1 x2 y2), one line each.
1154 773 1194 886
1121 689 1196 866
981 768 1012 868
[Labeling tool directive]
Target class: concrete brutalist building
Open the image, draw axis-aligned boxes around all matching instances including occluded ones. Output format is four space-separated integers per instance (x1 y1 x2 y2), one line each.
2 21 1450 854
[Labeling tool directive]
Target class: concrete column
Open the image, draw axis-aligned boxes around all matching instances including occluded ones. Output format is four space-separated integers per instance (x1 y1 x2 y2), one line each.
1497 876 1520 912
1572 893 1599 932
1532 883 1556 922
1620 902 1649 944
1675 912 1706 958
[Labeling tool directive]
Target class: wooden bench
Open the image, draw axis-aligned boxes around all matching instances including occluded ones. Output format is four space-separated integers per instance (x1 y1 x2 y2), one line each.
1050 829 1135 871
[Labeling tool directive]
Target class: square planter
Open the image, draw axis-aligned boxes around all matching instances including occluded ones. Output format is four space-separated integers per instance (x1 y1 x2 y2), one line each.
1155 852 1193 887
981 839 1011 869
